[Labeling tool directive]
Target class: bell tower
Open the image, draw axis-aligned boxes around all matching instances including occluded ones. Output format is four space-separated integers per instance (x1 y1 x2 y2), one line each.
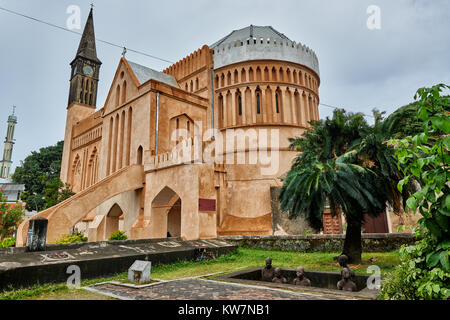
68 7 102 107
61 7 101 184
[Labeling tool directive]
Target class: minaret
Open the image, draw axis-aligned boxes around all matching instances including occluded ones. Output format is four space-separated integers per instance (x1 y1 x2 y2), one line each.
60 7 101 184
0 107 17 179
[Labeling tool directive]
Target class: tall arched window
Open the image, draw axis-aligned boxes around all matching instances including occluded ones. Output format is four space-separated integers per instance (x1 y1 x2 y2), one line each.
256 87 262 114
275 92 280 114
122 81 127 104
238 94 242 116
137 146 143 165
115 85 121 106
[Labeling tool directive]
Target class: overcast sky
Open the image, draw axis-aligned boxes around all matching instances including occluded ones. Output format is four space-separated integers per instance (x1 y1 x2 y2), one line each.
0 0 449 175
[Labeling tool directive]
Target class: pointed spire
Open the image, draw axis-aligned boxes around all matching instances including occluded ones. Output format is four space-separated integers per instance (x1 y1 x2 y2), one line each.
75 8 101 64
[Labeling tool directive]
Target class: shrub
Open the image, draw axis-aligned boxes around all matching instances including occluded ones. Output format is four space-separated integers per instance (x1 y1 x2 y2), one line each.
108 231 128 241
55 232 88 244
379 238 450 300
0 237 16 248
0 191 25 239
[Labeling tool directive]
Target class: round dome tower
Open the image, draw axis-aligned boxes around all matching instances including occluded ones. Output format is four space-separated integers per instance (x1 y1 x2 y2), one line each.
211 25 320 133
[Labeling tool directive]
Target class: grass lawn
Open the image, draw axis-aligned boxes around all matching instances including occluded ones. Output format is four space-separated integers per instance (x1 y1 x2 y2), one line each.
0 248 399 300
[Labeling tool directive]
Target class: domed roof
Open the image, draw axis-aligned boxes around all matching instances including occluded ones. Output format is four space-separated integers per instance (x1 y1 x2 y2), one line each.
211 25 291 49
210 25 320 76
8 114 17 123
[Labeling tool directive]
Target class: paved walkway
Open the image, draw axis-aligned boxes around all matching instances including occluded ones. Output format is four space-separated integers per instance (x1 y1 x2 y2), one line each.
85 278 346 300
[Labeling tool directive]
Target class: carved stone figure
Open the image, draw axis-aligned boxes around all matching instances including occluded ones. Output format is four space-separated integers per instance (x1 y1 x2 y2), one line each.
338 254 355 280
272 267 288 284
261 257 275 282
337 267 357 292
292 266 311 286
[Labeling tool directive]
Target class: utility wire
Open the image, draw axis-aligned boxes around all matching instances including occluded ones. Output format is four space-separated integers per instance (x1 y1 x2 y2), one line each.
0 6 382 119
319 103 375 118
0 6 175 64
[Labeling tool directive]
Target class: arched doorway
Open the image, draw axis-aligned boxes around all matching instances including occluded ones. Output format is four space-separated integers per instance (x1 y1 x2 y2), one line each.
167 198 181 237
151 186 181 238
105 203 123 239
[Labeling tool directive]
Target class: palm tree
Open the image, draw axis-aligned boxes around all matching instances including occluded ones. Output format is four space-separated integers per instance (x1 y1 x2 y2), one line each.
280 109 412 263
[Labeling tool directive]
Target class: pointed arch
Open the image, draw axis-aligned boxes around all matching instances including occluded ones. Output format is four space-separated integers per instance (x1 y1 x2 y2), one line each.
115 85 121 107
121 81 127 104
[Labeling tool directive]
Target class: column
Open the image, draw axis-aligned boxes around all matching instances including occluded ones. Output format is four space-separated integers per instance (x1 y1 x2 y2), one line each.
250 86 257 124
261 88 267 123
290 90 297 124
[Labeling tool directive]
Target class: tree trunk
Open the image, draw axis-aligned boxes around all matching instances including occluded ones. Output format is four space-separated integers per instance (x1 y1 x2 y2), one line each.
342 217 362 264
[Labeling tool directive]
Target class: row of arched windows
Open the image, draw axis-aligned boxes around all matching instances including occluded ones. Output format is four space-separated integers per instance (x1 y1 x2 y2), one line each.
183 77 200 93
71 146 98 193
215 66 318 92
79 78 95 105
217 85 317 128
115 80 127 107
106 107 133 176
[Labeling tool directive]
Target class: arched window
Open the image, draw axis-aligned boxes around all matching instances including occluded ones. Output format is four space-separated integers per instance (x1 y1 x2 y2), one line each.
238 94 242 116
195 78 199 90
122 81 127 104
137 146 143 165
241 68 246 82
275 92 280 114
256 87 262 114
116 85 121 106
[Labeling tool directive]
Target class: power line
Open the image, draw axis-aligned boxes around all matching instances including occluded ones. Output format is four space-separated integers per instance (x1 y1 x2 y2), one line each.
0 6 382 119
0 6 175 64
319 103 375 118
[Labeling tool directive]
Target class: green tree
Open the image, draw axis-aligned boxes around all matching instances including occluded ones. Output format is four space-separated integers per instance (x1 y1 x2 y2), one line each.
12 141 73 211
380 84 450 300
280 109 412 263
0 191 25 239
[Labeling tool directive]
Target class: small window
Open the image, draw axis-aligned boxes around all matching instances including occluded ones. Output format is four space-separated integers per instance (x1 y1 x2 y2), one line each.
238 95 242 116
256 89 261 114
275 93 280 113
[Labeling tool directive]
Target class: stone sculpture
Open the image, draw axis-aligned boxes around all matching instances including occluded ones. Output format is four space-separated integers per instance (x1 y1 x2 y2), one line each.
337 267 357 292
261 257 275 282
272 267 288 284
338 254 355 280
292 266 311 286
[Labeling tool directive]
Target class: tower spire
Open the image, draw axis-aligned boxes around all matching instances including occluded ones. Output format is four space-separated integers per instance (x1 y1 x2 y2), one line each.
68 7 102 107
74 7 101 64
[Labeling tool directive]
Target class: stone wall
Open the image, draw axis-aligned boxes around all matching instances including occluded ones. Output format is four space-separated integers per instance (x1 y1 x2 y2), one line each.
270 187 314 235
219 233 417 252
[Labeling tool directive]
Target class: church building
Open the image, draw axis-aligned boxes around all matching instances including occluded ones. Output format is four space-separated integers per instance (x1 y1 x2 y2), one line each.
17 9 321 245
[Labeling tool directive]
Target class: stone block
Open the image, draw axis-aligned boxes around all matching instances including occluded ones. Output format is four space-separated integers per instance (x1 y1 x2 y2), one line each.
128 260 152 283
25 218 48 252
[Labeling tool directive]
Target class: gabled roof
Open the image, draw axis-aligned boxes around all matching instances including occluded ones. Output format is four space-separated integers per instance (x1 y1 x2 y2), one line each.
211 25 291 49
74 8 101 64
127 60 179 87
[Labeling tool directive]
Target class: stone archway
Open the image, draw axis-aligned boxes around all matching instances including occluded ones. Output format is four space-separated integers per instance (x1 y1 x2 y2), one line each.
151 186 181 238
105 203 123 239
167 198 181 237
